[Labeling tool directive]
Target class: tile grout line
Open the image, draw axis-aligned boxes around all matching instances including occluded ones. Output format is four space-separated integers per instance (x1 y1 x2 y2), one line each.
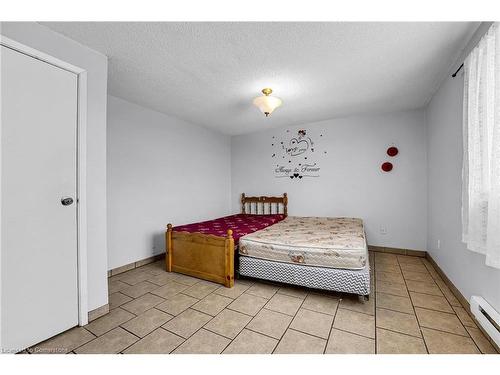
397 255 430 354
118 313 161 340
415 306 477 328
221 281 297 353
287 327 330 342
90 274 184 350
72 325 135 354
218 329 237 354
159 326 187 354
229 280 330 353
301 305 338 317
119 294 167 316
426 267 464 308
61 326 109 353
376 301 423 316
329 326 376 341
375 326 424 341
271 286 309 354
116 325 144 354
266 292 338 346
414 305 469 317
413 303 482 341
117 265 196 353
244 326 283 342
225 306 258 318
202 324 244 341
161 308 215 345
163 282 278 353
185 327 232 354
85 306 138 335
375 268 458 344
322 301 343 354
405 289 445 298
231 280 304 353
418 325 478 340
324 253 375 353
337 305 375 317
376 270 448 298
120 325 185 354
430 272 488 347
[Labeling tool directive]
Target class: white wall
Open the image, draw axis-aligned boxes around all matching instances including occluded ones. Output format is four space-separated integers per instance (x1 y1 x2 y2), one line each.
107 96 231 270
426 64 500 312
231 109 427 250
0 22 109 312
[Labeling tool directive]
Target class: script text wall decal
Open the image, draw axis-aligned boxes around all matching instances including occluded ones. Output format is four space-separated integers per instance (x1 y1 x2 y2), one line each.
271 129 326 180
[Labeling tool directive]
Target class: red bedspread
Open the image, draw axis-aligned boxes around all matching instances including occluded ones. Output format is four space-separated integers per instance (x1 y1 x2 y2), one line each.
174 214 285 243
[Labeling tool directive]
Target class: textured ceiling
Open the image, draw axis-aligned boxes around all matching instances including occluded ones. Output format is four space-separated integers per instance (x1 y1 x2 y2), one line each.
42 22 479 135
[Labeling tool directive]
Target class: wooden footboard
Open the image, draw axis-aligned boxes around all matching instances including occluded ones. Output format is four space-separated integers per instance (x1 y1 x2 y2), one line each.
166 224 235 288
165 193 287 288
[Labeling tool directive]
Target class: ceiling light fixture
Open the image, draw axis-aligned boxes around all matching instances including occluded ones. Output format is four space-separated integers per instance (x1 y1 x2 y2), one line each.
253 88 282 117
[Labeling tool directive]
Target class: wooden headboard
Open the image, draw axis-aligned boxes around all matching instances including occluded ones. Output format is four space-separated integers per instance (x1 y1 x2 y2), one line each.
241 193 288 216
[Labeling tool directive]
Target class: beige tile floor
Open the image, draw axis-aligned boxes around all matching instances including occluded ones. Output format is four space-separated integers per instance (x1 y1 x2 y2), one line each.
26 252 498 354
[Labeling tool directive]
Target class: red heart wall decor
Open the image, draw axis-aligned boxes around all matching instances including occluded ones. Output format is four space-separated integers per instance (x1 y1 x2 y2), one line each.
387 146 399 157
381 162 393 172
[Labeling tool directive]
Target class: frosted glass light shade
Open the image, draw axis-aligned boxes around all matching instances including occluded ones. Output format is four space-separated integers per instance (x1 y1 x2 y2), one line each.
253 94 282 117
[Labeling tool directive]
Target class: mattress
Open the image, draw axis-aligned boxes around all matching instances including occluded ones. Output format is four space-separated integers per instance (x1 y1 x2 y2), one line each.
239 216 368 270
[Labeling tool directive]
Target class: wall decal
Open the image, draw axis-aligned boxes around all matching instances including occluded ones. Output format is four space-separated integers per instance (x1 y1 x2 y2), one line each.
387 146 399 157
272 129 325 180
381 162 393 172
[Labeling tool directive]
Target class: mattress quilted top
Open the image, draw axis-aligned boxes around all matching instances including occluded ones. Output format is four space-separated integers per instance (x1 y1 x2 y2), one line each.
240 216 366 250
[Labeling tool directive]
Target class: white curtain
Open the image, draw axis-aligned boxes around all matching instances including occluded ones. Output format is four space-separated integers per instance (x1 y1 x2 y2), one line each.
462 22 500 269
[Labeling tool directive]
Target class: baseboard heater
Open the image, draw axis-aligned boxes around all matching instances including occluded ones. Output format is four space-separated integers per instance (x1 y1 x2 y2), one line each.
470 296 500 347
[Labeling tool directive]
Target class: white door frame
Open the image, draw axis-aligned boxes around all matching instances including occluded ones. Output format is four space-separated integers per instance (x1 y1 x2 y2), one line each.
0 35 89 338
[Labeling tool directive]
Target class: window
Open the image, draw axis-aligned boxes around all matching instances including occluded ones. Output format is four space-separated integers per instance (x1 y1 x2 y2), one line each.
462 22 500 269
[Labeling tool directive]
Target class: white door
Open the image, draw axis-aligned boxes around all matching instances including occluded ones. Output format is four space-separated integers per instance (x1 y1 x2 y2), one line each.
1 45 79 351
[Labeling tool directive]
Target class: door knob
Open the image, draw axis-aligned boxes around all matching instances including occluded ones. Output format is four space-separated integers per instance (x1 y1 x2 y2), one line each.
61 197 74 206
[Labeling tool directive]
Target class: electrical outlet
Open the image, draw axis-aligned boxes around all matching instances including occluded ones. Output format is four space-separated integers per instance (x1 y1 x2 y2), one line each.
380 226 387 235
436 240 441 250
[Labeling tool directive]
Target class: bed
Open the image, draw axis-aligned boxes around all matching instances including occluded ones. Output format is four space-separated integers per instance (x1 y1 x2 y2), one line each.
238 216 371 298
166 194 370 299
166 193 288 287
